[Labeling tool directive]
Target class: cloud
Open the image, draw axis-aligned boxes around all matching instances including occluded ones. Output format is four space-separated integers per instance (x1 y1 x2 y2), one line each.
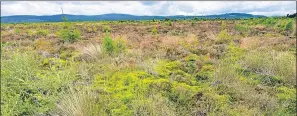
1 1 296 16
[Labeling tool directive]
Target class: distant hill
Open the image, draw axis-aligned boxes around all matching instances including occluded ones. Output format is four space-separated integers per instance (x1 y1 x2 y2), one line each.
1 13 266 23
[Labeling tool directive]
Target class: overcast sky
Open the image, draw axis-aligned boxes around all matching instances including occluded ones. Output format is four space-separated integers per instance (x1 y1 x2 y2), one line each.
1 1 296 16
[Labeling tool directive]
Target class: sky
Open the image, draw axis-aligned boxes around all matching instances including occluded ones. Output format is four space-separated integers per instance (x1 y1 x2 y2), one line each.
1 1 296 16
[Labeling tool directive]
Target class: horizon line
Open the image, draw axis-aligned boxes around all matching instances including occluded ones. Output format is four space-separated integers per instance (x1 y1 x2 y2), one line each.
2 12 292 17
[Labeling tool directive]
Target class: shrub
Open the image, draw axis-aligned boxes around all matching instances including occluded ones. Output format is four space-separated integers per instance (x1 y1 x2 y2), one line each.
58 29 81 43
103 35 115 55
152 26 158 35
102 35 127 56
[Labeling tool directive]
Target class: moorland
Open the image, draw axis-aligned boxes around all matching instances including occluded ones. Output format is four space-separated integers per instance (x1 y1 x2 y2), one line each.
1 17 296 115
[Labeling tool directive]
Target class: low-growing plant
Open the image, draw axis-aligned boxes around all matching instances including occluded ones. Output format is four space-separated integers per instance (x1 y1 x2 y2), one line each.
87 26 98 33
235 24 249 36
1 51 78 115
241 50 296 86
262 18 278 27
14 28 20 34
102 25 111 33
25 29 35 37
285 21 293 31
216 29 232 44
34 38 56 53
220 21 227 30
165 21 173 26
36 29 49 37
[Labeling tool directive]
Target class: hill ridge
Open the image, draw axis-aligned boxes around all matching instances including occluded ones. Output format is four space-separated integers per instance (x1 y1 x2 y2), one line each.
1 13 266 23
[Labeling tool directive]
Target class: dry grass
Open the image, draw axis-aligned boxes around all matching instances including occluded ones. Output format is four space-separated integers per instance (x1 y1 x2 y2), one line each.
56 87 101 116
78 43 103 61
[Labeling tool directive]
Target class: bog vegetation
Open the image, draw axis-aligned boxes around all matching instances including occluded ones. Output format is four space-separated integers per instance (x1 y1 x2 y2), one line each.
1 17 296 116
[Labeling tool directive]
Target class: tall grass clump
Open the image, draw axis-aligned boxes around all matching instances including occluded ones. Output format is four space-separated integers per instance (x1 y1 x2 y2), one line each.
56 87 102 116
80 43 103 61
241 50 296 86
214 58 240 84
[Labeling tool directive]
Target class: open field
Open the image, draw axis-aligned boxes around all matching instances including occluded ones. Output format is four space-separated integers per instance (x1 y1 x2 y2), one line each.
1 17 296 115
